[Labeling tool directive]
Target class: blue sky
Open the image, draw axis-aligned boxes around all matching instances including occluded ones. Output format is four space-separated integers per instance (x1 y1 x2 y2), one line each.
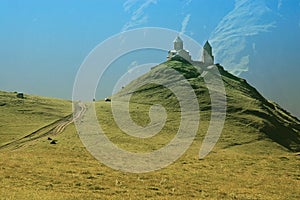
0 0 299 117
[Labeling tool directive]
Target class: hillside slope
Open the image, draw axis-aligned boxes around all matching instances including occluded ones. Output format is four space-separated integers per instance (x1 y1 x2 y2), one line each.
115 60 300 152
0 67 299 199
0 91 72 146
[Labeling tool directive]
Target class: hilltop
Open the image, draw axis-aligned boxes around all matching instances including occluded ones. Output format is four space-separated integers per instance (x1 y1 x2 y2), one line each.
115 60 300 152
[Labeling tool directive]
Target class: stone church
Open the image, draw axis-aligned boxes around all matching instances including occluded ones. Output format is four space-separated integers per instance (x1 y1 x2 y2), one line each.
167 36 214 67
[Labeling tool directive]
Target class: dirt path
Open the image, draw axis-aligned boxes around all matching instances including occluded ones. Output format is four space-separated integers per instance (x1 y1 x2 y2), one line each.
0 102 86 150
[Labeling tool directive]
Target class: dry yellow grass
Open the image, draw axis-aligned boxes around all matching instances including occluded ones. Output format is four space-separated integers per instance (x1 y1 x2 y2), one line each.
0 60 299 199
0 99 299 199
0 91 71 146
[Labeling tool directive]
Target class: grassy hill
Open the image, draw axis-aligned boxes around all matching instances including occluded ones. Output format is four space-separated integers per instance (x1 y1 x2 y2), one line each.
115 60 300 152
0 61 299 199
0 91 72 146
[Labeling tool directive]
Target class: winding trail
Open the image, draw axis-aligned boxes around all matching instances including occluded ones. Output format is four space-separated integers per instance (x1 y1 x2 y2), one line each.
0 102 86 150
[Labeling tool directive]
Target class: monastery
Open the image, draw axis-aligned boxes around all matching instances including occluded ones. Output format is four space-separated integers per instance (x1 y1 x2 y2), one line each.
167 36 214 67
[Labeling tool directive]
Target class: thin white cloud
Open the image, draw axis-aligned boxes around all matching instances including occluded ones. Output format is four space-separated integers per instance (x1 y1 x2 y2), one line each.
122 0 157 31
123 0 138 12
180 14 191 35
277 0 283 10
209 0 275 76
252 42 256 54
127 61 138 71
183 0 192 6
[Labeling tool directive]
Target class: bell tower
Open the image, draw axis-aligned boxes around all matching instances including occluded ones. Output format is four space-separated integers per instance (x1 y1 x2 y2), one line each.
202 41 214 65
174 36 183 51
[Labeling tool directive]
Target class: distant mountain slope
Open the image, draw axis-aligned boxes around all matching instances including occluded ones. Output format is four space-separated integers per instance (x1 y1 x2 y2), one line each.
115 60 300 152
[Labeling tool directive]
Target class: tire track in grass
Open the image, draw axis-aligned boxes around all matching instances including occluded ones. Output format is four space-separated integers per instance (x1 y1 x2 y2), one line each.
0 103 86 150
